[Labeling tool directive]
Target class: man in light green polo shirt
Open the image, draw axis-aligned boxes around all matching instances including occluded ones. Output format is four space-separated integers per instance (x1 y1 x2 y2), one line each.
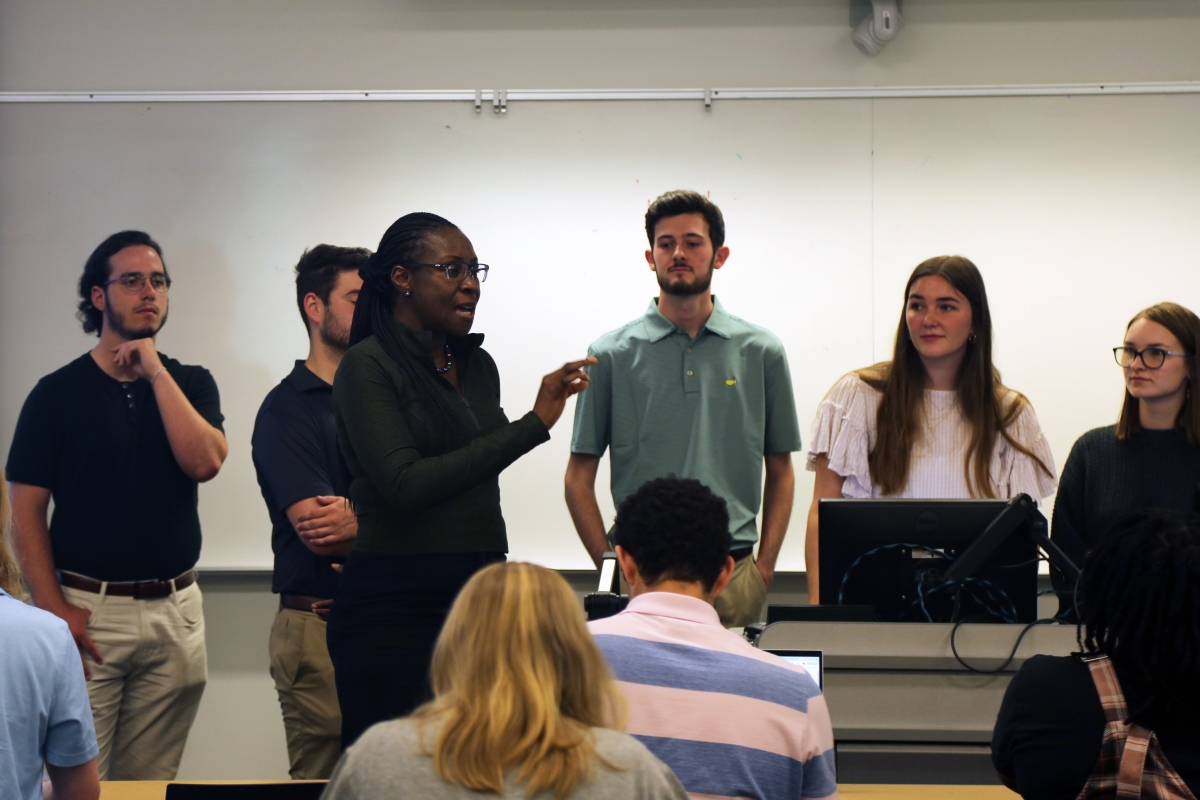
566 190 802 627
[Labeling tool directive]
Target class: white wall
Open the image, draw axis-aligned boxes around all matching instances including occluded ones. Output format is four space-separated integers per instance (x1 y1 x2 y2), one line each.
2 1 1200 571
1 1 1199 92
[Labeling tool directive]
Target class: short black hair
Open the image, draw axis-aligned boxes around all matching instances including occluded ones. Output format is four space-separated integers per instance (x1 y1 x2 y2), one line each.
1078 509 1200 703
613 477 732 591
77 230 166 336
644 190 726 249
295 244 371 331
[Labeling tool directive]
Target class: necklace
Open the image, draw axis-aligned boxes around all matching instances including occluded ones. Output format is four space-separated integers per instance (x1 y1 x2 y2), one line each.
437 344 454 374
923 389 959 425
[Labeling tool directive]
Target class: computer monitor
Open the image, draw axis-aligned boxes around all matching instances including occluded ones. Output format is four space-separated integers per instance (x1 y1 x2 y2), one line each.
818 496 1045 623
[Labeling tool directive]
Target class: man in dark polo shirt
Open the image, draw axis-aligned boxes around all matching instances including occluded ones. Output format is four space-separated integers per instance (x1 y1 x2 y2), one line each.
251 244 367 779
5 230 228 780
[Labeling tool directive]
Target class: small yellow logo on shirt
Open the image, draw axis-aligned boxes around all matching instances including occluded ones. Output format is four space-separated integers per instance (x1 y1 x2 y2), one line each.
726 378 737 386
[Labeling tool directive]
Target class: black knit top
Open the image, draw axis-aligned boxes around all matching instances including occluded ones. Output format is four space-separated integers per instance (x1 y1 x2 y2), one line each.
1050 424 1200 612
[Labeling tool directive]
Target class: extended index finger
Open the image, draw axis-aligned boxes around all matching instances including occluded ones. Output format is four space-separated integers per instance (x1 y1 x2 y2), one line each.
561 357 597 372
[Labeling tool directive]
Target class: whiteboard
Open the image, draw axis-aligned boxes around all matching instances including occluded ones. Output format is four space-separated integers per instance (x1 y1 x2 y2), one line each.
0 93 1197 570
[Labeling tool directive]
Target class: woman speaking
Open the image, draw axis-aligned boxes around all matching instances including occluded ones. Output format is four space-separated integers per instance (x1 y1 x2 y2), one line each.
328 212 593 747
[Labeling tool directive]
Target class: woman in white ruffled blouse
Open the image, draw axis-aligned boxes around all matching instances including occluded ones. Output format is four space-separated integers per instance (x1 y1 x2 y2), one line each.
804 256 1057 603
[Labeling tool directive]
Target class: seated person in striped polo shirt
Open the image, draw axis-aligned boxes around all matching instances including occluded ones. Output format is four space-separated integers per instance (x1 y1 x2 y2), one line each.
589 477 837 800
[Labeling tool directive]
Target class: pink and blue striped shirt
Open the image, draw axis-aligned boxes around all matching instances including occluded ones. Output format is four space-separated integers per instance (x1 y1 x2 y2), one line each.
589 592 838 800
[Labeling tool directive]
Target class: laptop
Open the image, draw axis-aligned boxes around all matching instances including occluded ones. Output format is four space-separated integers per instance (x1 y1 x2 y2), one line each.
762 648 824 690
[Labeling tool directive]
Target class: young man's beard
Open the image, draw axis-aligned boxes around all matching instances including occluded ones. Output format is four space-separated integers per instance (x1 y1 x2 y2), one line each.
657 258 715 297
105 304 166 340
319 315 351 353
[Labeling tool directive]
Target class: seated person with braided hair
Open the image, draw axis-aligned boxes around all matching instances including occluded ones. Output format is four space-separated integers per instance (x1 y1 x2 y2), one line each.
992 509 1200 800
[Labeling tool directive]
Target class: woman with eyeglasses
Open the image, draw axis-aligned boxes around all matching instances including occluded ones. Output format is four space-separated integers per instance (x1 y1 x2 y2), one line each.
327 212 595 748
1050 302 1200 618
804 256 1057 603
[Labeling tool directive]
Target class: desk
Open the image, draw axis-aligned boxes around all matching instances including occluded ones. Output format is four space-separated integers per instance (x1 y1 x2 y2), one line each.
758 620 1077 783
758 621 1077 742
99 782 1019 799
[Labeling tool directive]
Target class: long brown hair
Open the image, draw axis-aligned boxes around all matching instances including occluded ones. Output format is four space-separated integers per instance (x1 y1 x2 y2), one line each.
858 256 1052 497
412 562 626 798
0 469 27 599
1115 302 1200 446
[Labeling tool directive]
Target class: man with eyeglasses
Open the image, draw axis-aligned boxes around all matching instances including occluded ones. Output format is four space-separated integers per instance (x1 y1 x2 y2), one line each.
6 230 227 780
566 190 802 628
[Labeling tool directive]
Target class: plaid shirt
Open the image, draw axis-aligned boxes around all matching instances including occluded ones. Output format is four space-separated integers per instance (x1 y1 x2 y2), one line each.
1076 655 1197 800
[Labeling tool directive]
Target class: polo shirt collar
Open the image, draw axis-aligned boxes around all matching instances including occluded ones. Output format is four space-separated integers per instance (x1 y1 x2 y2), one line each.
283 360 330 393
703 297 734 339
642 296 734 342
623 591 723 628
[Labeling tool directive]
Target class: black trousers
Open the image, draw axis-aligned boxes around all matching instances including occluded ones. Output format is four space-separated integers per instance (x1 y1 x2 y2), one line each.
326 549 505 748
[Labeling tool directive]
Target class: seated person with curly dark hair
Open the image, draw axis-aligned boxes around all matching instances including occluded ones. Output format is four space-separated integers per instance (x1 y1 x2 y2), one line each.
992 509 1200 799
588 477 836 800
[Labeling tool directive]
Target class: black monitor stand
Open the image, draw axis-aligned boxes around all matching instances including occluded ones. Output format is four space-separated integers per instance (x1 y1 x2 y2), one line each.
943 494 1080 585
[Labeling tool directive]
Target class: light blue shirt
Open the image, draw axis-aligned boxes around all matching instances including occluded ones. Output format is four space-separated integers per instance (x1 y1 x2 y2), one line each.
571 298 802 546
0 588 98 800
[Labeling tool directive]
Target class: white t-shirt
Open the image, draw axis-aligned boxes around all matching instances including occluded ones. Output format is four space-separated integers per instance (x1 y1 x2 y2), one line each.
807 373 1058 500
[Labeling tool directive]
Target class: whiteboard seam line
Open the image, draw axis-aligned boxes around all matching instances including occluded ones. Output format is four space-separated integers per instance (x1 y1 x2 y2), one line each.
3 82 1200 103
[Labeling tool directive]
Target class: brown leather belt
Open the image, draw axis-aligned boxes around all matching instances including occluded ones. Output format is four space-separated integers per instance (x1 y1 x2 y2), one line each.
59 570 197 599
280 593 328 612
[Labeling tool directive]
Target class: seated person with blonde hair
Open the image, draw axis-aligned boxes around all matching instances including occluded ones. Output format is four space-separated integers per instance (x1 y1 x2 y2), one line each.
0 468 100 800
321 561 687 799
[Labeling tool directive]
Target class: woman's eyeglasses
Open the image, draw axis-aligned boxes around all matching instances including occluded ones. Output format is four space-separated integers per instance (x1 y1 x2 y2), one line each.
1113 346 1188 369
405 263 489 283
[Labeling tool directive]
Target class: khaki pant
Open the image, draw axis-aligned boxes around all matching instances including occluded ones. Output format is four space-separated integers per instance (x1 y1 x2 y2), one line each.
714 554 769 628
269 607 342 779
62 580 207 780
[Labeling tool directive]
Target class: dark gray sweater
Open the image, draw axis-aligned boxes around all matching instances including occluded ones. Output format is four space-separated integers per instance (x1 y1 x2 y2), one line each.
1050 424 1200 612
